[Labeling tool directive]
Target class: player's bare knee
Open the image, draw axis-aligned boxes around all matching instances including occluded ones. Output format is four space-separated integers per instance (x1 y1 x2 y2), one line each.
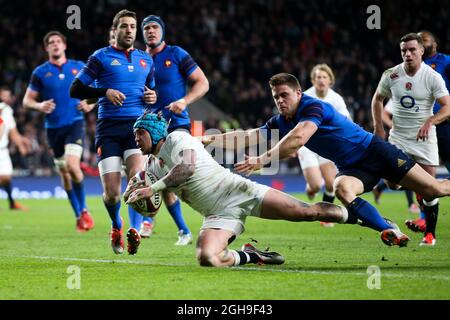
197 250 216 267
163 191 177 205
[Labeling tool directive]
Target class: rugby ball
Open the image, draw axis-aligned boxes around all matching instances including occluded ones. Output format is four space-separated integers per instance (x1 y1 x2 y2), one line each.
130 170 162 217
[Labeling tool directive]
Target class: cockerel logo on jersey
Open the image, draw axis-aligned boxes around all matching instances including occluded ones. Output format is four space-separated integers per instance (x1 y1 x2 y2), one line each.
405 82 413 91
164 60 172 68
71 69 79 75
431 63 436 70
139 59 147 68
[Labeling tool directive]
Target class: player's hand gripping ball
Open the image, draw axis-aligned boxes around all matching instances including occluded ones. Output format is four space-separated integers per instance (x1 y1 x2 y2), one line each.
128 170 162 217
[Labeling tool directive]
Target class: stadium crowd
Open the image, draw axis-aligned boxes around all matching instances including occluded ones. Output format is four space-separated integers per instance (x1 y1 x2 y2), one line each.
0 0 449 175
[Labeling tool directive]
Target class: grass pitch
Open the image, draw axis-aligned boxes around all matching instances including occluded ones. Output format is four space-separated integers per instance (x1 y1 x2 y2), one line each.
0 193 449 300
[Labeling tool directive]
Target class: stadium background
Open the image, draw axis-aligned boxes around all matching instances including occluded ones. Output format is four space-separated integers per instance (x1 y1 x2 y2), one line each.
0 0 449 193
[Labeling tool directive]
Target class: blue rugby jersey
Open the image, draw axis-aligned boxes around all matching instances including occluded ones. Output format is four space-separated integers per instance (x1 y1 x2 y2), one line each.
147 45 198 129
28 60 84 129
76 46 155 119
424 53 450 113
260 94 373 168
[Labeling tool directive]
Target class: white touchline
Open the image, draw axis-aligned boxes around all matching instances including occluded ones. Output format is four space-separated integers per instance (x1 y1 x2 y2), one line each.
4 255 450 281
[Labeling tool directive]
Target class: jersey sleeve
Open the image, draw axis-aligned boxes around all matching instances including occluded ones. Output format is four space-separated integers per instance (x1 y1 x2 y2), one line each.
259 116 279 140
299 103 324 127
430 72 450 99
444 55 450 80
76 52 103 86
377 70 393 98
174 47 198 79
28 69 43 93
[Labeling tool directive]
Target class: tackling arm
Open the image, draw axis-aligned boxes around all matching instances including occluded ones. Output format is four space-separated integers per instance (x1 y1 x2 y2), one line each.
234 121 318 175
202 128 263 150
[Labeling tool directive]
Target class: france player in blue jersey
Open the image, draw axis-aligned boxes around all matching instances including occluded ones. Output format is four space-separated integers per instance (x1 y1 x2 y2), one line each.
70 10 157 255
140 15 209 245
206 73 450 247
420 31 450 173
23 31 95 232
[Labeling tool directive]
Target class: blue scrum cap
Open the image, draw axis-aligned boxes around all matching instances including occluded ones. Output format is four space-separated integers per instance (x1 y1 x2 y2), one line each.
141 15 165 47
134 113 168 147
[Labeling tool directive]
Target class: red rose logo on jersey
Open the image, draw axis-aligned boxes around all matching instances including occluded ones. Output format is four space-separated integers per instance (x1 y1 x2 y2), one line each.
71 69 79 75
164 60 172 68
140 59 147 68
405 82 412 91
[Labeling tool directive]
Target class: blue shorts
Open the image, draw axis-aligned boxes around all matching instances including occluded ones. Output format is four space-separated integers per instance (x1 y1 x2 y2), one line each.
95 118 138 162
437 120 450 162
46 120 84 158
336 136 416 192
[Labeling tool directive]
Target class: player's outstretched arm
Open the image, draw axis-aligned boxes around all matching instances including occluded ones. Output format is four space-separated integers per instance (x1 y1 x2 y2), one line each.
202 128 262 150
234 121 317 176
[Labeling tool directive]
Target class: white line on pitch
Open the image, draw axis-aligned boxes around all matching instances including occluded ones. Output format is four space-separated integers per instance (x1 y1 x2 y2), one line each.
4 255 450 281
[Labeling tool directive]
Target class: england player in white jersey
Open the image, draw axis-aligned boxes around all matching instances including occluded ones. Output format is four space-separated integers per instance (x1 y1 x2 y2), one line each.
299 64 351 227
372 33 450 246
124 113 351 267
0 98 30 210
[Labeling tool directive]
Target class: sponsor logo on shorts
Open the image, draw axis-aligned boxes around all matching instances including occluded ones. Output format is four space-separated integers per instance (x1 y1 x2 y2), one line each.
397 159 406 167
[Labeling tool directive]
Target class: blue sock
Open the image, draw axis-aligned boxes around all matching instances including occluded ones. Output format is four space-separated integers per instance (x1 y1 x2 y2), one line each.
66 189 81 218
142 216 154 224
73 181 87 211
348 197 392 232
104 201 122 230
167 199 190 234
128 206 143 230
420 211 426 219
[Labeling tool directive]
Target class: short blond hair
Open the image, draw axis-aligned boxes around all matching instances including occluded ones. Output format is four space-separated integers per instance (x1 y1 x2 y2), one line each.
310 64 335 86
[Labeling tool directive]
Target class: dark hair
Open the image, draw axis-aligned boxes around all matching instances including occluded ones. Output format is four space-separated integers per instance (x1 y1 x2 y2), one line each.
418 30 438 44
43 31 67 47
269 73 301 91
112 9 137 29
400 33 423 46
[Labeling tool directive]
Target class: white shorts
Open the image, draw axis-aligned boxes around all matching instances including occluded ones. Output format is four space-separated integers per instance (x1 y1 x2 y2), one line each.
0 148 13 175
389 135 439 166
200 177 270 236
298 147 332 169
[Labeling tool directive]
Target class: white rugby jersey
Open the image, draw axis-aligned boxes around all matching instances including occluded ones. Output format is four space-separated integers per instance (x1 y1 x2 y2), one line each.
0 103 16 149
150 131 243 216
304 87 351 118
377 62 449 140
